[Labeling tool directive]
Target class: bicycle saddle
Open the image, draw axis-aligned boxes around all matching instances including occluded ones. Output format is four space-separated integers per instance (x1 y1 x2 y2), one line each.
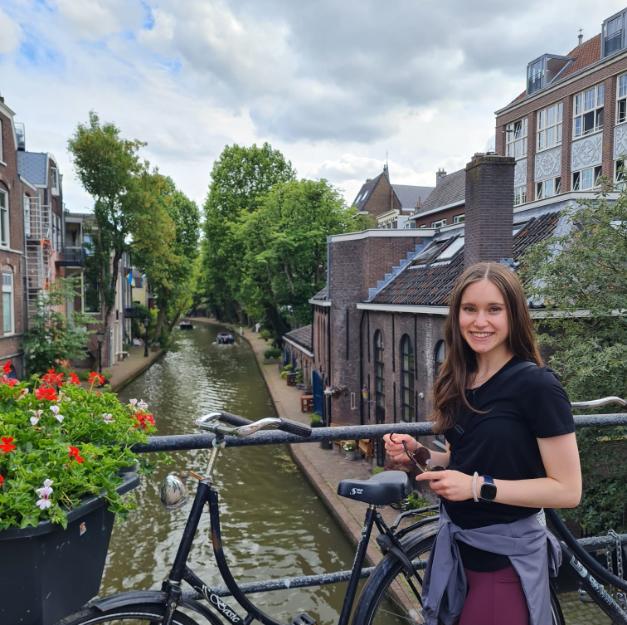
337 470 412 505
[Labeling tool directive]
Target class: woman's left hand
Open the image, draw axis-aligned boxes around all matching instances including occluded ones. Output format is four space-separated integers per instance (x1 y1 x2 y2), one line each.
415 470 473 501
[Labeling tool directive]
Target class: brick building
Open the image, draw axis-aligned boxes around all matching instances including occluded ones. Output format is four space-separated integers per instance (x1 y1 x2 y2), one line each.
352 165 433 228
495 9 627 211
0 98 26 373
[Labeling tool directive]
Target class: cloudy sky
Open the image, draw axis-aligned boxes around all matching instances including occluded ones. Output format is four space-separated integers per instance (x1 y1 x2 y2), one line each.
1 1 625 212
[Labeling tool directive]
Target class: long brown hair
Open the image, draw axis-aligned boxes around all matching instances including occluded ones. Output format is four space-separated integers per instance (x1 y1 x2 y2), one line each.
431 262 542 433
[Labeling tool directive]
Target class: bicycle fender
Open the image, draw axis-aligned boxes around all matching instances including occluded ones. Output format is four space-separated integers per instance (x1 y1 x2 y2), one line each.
89 591 224 625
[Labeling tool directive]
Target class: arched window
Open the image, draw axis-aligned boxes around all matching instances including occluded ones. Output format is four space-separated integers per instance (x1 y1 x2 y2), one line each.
434 340 446 378
373 331 385 414
400 334 415 422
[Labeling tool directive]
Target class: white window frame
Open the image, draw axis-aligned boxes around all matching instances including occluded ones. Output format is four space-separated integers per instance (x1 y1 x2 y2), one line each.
505 118 528 159
572 165 602 191
23 194 31 238
573 84 604 138
617 74 627 124
452 214 464 224
431 218 447 228
2 271 14 335
514 185 527 206
50 165 59 194
0 188 8 248
615 158 626 189
536 176 561 200
537 102 563 151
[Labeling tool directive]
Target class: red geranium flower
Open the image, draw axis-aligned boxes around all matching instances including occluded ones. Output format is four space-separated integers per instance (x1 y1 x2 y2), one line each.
68 446 85 464
1 375 18 387
3 360 12 374
42 369 64 387
0 474 4 487
134 411 156 430
88 372 105 387
35 386 58 402
0 436 16 453
68 372 81 385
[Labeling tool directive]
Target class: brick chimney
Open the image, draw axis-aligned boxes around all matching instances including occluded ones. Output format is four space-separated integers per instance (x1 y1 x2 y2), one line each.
464 153 515 268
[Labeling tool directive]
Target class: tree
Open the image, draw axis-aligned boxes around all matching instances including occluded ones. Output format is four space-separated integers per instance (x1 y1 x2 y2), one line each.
236 179 367 337
201 143 295 320
521 191 627 532
68 112 145 342
24 279 89 374
129 173 200 344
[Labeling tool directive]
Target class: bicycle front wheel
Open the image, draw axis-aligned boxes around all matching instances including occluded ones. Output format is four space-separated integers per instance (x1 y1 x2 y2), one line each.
55 603 201 625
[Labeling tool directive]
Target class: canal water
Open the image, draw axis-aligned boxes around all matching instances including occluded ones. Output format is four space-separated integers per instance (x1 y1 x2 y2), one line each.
101 324 357 623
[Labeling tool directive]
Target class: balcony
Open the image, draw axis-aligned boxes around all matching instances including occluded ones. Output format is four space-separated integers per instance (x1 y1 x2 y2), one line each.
56 246 86 267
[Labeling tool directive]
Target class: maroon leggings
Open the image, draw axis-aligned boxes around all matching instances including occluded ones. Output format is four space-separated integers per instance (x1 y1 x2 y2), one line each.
457 565 529 625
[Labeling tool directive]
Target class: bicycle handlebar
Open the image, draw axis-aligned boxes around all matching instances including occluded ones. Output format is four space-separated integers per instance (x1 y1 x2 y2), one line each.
195 412 312 438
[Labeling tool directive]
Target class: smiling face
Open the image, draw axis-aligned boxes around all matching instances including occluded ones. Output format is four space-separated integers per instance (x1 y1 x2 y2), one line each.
458 279 513 362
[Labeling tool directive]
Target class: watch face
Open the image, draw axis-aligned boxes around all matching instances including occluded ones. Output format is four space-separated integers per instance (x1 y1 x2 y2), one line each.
480 482 497 501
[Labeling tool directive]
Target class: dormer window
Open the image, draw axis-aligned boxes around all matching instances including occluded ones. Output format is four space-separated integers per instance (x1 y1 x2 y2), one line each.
526 54 572 95
603 11 626 57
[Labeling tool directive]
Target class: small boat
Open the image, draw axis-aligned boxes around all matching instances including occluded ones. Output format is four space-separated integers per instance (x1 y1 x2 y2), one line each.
179 320 194 330
216 332 235 344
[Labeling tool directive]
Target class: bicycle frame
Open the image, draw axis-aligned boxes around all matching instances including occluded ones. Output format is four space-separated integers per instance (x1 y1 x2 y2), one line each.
162 478 408 625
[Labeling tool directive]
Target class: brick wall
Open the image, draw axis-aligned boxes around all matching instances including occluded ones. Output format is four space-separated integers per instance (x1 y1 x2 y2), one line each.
362 174 400 219
412 204 465 229
464 154 515 268
496 53 627 195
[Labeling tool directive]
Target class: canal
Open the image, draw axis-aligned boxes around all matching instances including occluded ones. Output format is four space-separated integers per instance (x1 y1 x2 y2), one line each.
101 324 357 623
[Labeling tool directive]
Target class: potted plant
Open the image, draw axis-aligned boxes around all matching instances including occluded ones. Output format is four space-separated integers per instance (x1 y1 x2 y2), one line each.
0 366 155 625
342 440 360 460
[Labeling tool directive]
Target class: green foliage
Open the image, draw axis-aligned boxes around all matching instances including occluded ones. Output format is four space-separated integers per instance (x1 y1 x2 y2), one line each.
201 143 296 320
259 329 273 341
128 173 200 344
310 413 323 427
521 192 627 533
404 491 431 510
24 279 90 375
0 371 155 529
263 347 281 360
68 112 146 332
236 178 362 335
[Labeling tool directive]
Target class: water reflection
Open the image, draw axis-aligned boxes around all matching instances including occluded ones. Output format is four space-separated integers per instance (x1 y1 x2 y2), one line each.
102 324 356 622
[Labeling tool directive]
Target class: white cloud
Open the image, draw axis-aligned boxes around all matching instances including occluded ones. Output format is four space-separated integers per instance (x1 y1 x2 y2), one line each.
0 8 21 54
0 0 626 213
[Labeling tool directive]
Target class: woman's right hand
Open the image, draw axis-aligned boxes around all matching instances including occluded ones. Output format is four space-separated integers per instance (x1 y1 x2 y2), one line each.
382 433 420 468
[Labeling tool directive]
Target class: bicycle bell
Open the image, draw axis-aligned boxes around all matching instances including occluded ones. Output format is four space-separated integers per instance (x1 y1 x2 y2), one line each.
159 473 188 510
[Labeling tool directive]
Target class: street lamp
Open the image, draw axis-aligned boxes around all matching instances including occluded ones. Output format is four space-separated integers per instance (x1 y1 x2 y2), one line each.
96 329 105 374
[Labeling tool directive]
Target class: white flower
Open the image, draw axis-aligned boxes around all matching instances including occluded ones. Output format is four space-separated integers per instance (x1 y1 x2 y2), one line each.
50 405 64 423
102 413 114 424
36 498 52 510
129 398 138 407
30 409 43 426
35 479 53 509
138 399 148 410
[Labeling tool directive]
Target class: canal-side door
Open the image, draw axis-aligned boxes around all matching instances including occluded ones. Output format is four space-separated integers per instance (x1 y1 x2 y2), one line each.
312 370 324 417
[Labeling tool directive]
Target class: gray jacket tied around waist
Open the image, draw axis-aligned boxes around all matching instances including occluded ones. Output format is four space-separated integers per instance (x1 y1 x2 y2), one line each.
422 507 562 625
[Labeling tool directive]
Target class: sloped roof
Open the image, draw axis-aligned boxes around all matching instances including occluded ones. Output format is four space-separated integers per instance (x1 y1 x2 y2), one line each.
311 286 328 301
503 35 603 109
372 212 560 306
284 324 312 351
17 151 48 186
414 169 465 215
352 174 383 210
392 184 434 210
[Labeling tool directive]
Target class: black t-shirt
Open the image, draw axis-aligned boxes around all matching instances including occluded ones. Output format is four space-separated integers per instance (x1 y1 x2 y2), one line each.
442 357 574 571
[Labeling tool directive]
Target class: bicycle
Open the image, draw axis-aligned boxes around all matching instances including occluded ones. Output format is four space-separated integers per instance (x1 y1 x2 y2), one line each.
55 400 627 625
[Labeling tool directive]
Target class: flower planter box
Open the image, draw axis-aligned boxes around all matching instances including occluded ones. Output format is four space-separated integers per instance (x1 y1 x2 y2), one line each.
0 470 139 625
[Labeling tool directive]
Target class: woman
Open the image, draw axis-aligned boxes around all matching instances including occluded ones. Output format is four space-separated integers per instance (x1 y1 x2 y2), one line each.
383 262 581 625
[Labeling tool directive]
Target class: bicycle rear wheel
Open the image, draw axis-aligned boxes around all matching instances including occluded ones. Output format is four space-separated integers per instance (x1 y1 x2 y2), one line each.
352 527 565 625
55 603 200 625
